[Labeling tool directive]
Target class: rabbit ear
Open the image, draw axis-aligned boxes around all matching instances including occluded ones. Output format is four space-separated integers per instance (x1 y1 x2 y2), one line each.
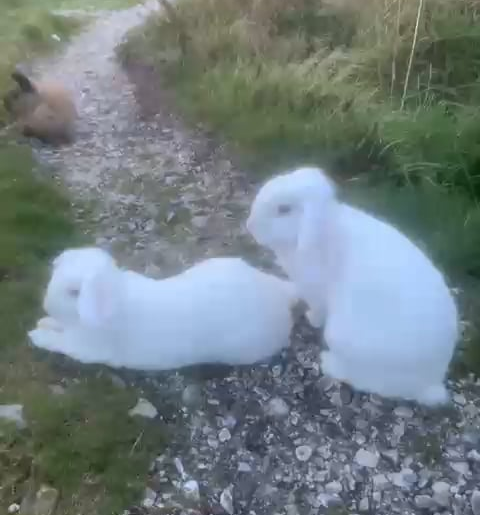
297 180 336 254
11 69 36 93
77 264 120 327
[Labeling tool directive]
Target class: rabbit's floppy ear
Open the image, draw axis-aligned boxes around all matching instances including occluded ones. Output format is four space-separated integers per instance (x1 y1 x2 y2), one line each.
296 176 336 254
11 69 36 93
77 262 121 326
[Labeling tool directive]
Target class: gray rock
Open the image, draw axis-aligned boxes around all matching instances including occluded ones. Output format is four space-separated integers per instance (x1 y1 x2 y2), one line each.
141 487 157 509
183 480 200 501
432 481 451 507
373 474 390 491
20 485 59 515
7 504 20 514
128 398 158 419
295 445 313 462
237 462 252 473
472 490 480 515
220 485 234 515
394 406 414 418
218 427 231 443
265 397 290 418
0 404 26 429
450 461 470 476
182 384 204 408
325 481 342 495
354 448 379 468
415 495 436 510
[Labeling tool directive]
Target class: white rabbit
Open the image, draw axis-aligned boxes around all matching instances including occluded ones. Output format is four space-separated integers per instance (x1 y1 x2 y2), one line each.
28 247 298 370
246 167 459 405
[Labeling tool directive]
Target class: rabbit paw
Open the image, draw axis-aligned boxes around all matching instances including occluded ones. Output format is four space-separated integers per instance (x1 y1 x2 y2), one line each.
320 350 347 382
28 327 64 352
36 316 64 332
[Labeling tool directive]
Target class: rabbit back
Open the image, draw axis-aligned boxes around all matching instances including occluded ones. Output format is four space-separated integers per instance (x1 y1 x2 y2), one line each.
321 204 458 402
88 258 296 370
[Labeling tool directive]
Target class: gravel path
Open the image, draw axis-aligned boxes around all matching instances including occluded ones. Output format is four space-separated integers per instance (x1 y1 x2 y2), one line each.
27 3 480 515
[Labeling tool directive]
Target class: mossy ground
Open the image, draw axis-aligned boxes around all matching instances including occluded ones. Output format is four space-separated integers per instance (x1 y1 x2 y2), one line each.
0 142 166 514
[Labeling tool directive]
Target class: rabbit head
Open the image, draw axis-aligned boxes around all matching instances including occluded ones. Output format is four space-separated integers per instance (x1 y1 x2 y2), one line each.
3 67 77 145
44 247 122 327
246 167 338 257
3 69 40 118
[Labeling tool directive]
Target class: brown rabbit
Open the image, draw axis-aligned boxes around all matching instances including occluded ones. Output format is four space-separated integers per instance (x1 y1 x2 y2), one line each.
3 68 77 145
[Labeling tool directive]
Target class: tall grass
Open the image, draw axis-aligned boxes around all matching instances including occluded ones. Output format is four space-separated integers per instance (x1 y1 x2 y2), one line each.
121 0 480 190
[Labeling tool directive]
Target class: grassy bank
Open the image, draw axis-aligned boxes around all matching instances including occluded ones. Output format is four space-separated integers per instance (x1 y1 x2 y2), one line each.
0 143 166 514
0 1 167 513
119 0 480 373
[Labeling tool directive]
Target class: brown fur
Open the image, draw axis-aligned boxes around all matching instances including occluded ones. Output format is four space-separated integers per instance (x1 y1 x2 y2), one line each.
3 69 77 146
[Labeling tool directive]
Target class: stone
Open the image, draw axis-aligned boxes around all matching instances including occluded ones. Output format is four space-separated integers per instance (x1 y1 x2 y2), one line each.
394 406 414 418
359 497 370 512
220 485 234 515
0 404 26 429
472 490 480 515
415 495 435 510
182 384 204 408
381 449 399 466
183 480 200 501
325 481 343 495
295 445 313 462
128 398 158 419
432 481 451 507
354 448 379 468
238 462 252 473
7 504 20 514
141 487 157 509
20 485 59 515
218 427 231 443
373 474 390 491
450 461 470 476
265 397 290 418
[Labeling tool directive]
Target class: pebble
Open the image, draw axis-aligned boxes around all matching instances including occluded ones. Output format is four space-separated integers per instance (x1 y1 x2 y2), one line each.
182 384 203 408
238 462 252 473
218 427 231 443
265 397 290 418
141 487 157 509
432 481 451 507
394 406 414 418
373 474 390 491
415 495 436 510
183 480 200 501
128 398 158 419
450 461 470 476
354 448 379 468
220 485 234 515
0 404 26 429
325 481 342 495
295 445 313 462
471 490 480 515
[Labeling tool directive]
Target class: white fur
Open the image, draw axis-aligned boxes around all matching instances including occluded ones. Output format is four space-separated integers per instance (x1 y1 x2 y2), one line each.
246 167 459 406
28 247 298 370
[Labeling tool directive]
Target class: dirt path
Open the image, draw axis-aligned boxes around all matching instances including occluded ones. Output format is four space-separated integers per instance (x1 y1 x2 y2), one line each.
27 4 480 515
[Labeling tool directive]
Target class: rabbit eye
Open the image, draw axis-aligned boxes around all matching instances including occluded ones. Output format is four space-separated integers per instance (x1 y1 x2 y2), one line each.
277 204 292 215
67 287 80 298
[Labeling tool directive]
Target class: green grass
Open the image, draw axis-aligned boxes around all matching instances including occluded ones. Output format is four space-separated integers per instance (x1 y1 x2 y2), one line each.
0 143 167 514
119 0 480 375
